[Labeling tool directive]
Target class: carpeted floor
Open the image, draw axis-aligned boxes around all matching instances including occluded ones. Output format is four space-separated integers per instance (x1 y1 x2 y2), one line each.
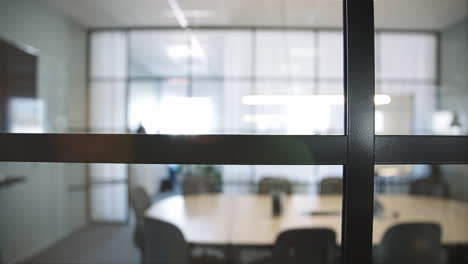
25 224 140 264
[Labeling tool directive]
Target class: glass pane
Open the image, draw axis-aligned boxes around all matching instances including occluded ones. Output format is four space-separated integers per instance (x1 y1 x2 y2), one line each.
127 80 190 134
1 0 344 135
375 0 468 135
318 31 344 79
255 30 316 78
130 30 189 77
1 162 342 264
192 30 253 77
90 31 128 78
89 81 126 133
90 184 128 222
373 164 468 263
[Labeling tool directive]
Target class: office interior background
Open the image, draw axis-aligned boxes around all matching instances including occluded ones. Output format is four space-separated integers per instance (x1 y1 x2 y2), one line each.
1 0 468 263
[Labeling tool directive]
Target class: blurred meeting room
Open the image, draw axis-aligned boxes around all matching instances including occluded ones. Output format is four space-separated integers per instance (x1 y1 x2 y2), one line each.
1 0 468 263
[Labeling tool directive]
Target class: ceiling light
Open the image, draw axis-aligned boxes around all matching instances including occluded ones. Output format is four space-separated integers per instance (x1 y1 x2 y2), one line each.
374 94 391 105
168 0 188 28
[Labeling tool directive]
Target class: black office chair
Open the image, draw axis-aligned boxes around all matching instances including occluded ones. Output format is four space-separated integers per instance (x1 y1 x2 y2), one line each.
258 177 293 195
373 223 447 264
143 217 190 264
182 174 218 195
320 177 343 195
251 228 338 264
130 186 152 252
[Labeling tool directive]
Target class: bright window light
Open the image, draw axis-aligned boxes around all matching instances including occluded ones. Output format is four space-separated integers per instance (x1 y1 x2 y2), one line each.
167 45 191 59
8 97 45 133
129 98 159 133
189 34 205 59
243 105 331 134
242 94 391 106
289 48 315 59
166 34 205 60
159 96 213 134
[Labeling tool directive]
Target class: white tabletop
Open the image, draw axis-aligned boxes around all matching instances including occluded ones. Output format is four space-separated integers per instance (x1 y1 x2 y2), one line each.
145 194 468 245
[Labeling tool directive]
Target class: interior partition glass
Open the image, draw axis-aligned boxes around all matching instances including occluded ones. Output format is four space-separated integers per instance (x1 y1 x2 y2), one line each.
0 162 342 264
374 0 468 135
373 164 468 264
89 27 346 135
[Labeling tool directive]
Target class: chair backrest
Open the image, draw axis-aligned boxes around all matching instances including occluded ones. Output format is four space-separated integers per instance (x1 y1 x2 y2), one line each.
182 174 217 195
143 217 190 264
130 186 152 250
272 229 337 264
130 186 152 221
376 223 445 264
320 178 343 195
410 177 450 198
258 177 293 195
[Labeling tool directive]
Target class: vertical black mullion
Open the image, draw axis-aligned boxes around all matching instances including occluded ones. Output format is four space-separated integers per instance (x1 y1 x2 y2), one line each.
124 30 131 224
85 30 92 224
343 1 375 264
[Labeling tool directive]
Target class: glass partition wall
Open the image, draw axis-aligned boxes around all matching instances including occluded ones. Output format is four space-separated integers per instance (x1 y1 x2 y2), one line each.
90 29 441 136
90 29 347 135
2 0 468 264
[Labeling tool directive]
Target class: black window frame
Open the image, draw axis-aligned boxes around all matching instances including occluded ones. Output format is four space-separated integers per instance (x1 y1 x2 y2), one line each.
2 0 468 263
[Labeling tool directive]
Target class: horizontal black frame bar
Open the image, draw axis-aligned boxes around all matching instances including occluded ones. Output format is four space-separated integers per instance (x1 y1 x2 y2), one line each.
376 136 468 164
0 134 347 165
2 134 468 165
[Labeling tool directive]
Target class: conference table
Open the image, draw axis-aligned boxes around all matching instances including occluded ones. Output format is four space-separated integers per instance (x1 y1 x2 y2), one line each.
145 194 468 246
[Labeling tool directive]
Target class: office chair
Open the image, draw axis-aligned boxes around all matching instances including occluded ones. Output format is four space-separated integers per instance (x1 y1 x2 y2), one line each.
182 174 218 195
320 177 343 195
373 223 447 264
251 228 338 264
130 186 152 252
258 177 293 195
143 217 190 264
143 217 224 264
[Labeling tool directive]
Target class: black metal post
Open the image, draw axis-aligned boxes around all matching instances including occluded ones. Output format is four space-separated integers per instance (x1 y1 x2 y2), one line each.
342 0 375 263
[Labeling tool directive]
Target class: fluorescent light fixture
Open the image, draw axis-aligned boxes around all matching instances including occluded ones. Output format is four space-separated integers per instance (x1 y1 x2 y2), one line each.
241 94 391 106
375 94 391 105
168 0 188 28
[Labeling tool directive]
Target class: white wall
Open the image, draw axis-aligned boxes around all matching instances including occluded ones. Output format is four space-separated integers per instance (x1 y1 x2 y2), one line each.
0 0 87 262
440 19 468 203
